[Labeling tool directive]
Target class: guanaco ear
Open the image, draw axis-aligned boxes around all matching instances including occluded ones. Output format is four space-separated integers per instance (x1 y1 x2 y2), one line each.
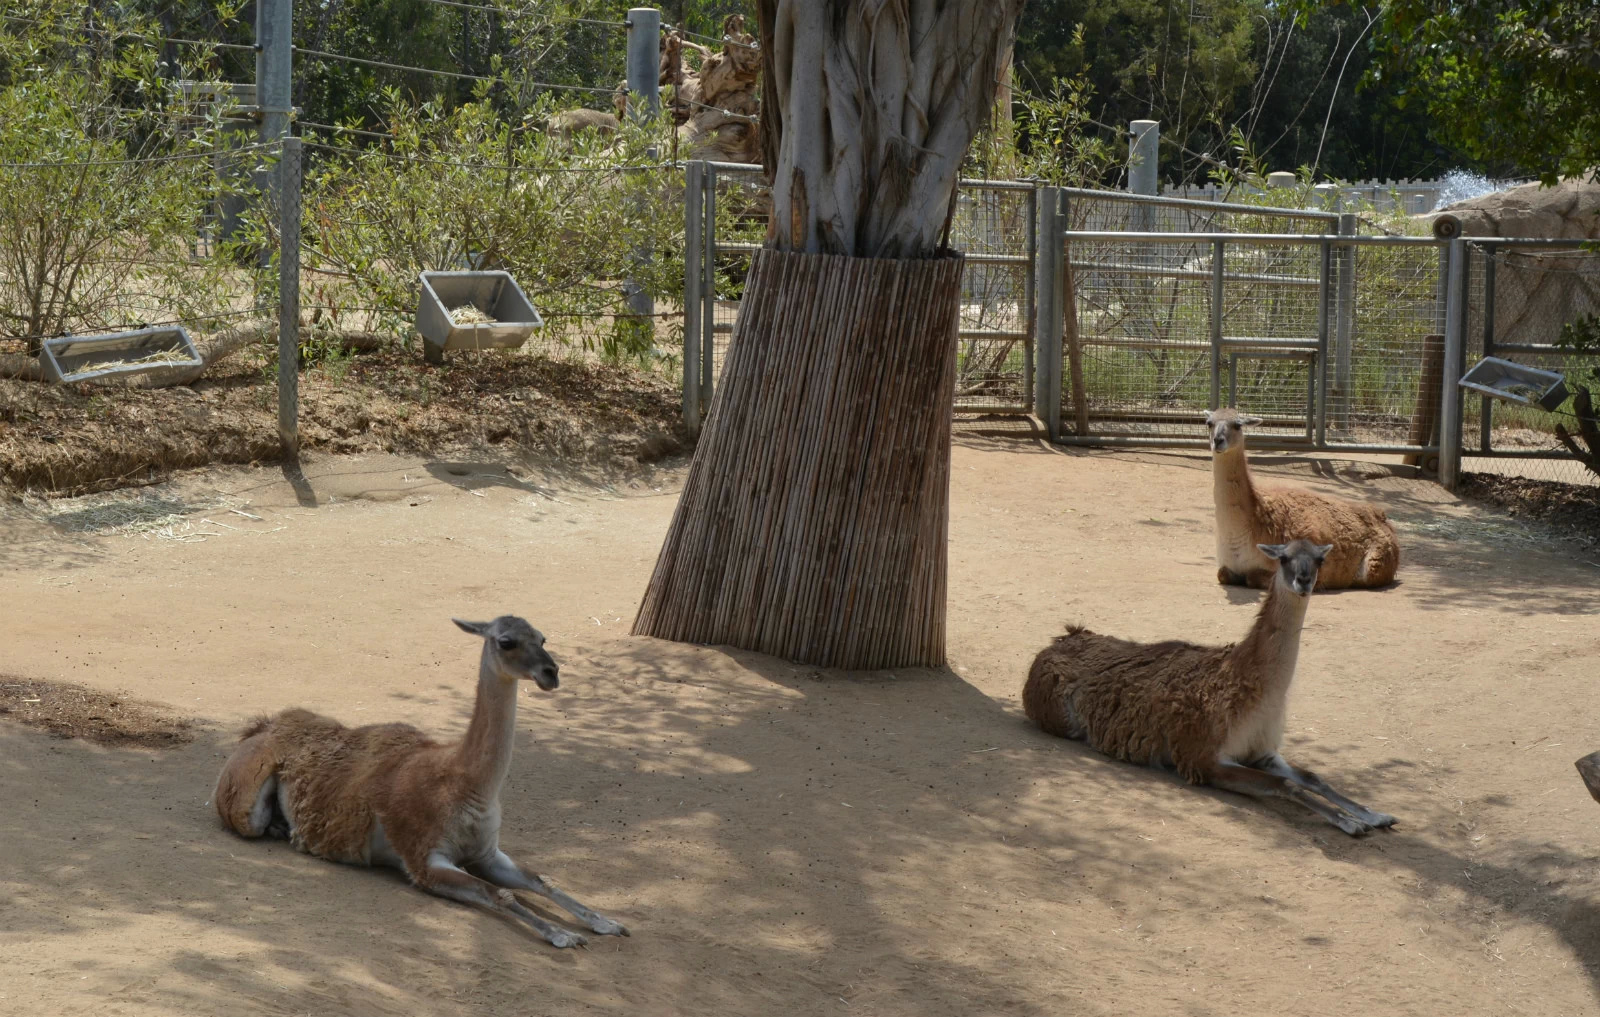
1203 410 1217 424
1257 543 1287 559
1238 415 1263 427
452 618 490 636
1313 543 1334 561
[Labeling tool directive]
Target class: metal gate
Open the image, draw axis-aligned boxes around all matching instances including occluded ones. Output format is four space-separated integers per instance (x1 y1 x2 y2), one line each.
1036 186 1447 465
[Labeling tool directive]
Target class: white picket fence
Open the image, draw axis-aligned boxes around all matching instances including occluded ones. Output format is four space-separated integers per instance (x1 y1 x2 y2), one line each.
1160 174 1533 216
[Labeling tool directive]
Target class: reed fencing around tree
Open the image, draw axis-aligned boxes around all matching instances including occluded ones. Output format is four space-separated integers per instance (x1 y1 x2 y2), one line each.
680 164 1038 432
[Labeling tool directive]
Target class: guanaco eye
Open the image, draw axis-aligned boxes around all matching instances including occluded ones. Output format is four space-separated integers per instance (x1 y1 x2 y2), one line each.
496 636 518 651
1230 422 1241 430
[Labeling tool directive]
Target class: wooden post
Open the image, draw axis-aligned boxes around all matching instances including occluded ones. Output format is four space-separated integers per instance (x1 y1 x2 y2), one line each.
1403 334 1445 468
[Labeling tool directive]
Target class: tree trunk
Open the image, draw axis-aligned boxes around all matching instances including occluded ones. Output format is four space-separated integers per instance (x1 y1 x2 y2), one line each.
634 0 1024 669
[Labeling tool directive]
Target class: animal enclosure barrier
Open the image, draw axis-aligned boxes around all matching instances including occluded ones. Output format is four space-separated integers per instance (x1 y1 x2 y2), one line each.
0 143 275 373
681 164 1038 429
1039 187 1450 466
1459 239 1600 487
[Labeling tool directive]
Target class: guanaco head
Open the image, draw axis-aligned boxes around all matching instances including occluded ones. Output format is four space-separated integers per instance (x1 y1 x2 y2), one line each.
1256 540 1334 597
1204 408 1263 454
453 615 560 691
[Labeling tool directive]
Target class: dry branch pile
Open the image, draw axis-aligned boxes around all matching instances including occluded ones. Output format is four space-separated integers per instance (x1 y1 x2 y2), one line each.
664 16 762 165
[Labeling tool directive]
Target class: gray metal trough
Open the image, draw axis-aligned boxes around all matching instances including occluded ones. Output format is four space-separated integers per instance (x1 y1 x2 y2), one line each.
416 270 543 362
1458 356 1570 411
39 326 203 384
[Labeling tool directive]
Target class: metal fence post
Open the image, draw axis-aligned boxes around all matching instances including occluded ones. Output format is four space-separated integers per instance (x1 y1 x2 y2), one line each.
255 0 292 149
1209 237 1224 408
278 136 301 456
1480 243 1497 454
624 8 661 336
701 162 717 406
1333 212 1356 431
1128 121 1159 203
682 161 704 433
1034 186 1063 441
1316 237 1332 446
255 0 292 272
1439 238 1467 490
1023 185 1037 405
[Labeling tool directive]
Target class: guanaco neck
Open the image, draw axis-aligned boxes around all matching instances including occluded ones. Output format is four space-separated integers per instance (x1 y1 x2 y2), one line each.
1212 443 1259 515
1226 574 1310 696
456 647 521 805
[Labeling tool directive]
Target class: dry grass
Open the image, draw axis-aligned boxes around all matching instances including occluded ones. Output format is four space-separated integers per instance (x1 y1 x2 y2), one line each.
0 676 192 747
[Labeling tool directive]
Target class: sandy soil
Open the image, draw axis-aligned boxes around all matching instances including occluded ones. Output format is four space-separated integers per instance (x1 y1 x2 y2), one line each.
1 439 1598 1017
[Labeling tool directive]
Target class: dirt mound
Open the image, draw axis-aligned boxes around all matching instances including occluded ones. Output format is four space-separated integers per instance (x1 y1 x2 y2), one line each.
0 677 192 747
0 347 689 494
1458 471 1600 549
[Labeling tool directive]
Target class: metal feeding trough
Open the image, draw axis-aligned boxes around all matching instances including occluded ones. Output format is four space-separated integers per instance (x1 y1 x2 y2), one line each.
1458 356 1570 411
416 270 543 363
39 326 203 384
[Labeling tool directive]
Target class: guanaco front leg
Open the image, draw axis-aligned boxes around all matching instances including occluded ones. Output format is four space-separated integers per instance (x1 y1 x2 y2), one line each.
470 850 629 937
420 857 588 948
1206 761 1377 837
1216 565 1274 589
1253 754 1396 829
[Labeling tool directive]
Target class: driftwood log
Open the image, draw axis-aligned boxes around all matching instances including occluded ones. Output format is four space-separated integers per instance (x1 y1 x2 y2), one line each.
1554 385 1600 478
666 17 762 165
1402 334 1445 469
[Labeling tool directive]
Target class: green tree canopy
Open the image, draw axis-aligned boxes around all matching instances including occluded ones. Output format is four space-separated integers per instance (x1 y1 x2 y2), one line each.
1357 0 1599 181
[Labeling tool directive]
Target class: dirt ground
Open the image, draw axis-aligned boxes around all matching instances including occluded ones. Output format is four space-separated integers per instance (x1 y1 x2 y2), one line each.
0 348 687 494
1 437 1598 1017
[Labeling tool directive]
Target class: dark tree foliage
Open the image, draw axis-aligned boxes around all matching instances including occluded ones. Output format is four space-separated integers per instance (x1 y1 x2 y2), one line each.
1013 0 1480 183
119 0 753 134
1360 0 1600 181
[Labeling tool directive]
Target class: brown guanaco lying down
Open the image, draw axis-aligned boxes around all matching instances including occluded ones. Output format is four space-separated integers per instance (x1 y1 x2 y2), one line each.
1206 408 1400 590
213 615 628 949
1025 539 1397 837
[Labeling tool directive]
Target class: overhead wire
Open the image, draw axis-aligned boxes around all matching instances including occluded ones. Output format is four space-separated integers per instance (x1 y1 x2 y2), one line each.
294 46 618 96
2 14 257 52
0 143 272 169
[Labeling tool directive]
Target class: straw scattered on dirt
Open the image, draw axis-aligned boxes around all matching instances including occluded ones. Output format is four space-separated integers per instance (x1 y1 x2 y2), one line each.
0 677 192 747
1458 471 1600 550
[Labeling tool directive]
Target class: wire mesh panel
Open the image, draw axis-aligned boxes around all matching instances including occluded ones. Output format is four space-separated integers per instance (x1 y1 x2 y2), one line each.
1059 232 1462 454
1325 242 1447 447
1061 188 1341 236
949 182 1034 413
1064 235 1330 442
1464 241 1600 487
702 163 766 388
1066 235 1218 437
